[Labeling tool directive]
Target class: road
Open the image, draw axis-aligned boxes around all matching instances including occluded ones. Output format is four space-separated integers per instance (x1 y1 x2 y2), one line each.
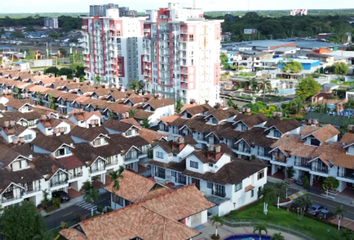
268 182 354 220
45 192 110 230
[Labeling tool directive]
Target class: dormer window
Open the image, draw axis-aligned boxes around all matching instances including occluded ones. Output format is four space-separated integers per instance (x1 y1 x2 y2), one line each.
310 138 320 146
55 147 71 157
93 137 108 147
274 130 281 138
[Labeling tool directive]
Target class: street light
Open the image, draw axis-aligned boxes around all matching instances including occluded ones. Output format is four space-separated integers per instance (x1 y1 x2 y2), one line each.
233 202 236 209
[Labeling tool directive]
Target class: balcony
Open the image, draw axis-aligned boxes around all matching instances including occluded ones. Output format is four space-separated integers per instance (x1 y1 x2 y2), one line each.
69 172 84 180
144 29 150 33
311 166 329 175
212 190 226 198
0 194 22 204
294 162 311 169
155 171 166 179
124 154 139 162
50 180 68 188
23 186 41 196
90 167 106 175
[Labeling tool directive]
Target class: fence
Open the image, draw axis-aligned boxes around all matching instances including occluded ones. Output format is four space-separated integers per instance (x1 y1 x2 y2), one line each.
223 219 314 240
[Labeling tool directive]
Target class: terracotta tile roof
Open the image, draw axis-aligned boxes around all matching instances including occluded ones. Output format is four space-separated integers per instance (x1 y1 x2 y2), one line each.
57 155 85 170
300 125 320 136
2 125 27 136
120 118 140 127
5 99 34 109
302 124 340 143
245 185 255 192
38 118 63 128
238 127 276 148
181 103 198 111
271 134 317 158
70 126 109 142
131 108 153 120
158 114 180 125
138 187 172 201
234 113 268 127
105 103 131 113
182 103 213 115
31 131 69 152
138 128 168 143
104 170 158 203
59 229 88 240
266 118 302 134
69 110 102 121
206 108 239 121
103 119 137 132
143 98 175 110
27 85 50 93
340 133 354 146
0 144 21 166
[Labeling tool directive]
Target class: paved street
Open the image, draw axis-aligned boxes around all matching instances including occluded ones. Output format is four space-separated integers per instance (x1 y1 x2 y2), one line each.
45 192 110 230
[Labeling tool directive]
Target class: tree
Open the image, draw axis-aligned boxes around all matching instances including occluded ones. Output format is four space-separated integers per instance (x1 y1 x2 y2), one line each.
26 51 35 61
84 188 101 216
298 195 312 221
108 166 124 210
44 66 59 76
339 228 354 240
80 180 92 192
271 232 285 240
48 93 56 110
210 214 224 238
0 201 49 240
259 79 272 98
94 75 101 85
220 52 229 69
58 67 73 79
25 26 36 32
253 223 268 240
296 77 321 99
37 92 43 106
323 177 339 197
142 118 150 129
302 175 310 189
246 77 260 95
275 181 288 200
283 61 303 73
335 205 347 230
49 32 60 38
258 185 276 215
11 31 25 38
129 79 140 91
333 62 350 77
175 100 183 114
128 109 135 118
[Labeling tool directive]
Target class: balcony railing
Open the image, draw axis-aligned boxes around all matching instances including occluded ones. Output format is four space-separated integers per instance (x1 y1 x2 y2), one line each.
338 172 354 180
50 180 68 188
124 154 139 161
24 186 41 194
90 167 105 174
155 171 166 179
237 147 251 154
294 162 311 168
311 167 328 174
69 173 84 179
0 194 22 203
212 190 226 198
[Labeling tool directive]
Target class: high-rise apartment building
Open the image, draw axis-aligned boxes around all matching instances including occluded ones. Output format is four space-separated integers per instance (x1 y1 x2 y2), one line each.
44 17 58 29
83 5 145 87
142 3 223 105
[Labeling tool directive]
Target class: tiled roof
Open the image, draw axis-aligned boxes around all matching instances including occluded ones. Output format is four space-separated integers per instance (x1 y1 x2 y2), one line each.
0 145 21 166
158 114 180 125
103 119 137 132
238 127 276 148
59 229 88 240
143 98 175 110
70 126 109 142
266 118 302 134
5 99 35 109
341 133 354 146
57 155 85 170
183 103 213 115
301 124 340 143
206 108 239 121
138 128 168 143
69 110 102 121
234 113 268 127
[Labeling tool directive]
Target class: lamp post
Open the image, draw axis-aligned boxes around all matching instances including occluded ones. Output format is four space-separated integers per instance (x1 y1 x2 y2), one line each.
233 202 236 209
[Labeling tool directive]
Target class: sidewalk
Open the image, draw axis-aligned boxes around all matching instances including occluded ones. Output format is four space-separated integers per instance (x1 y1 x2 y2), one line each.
196 222 305 240
268 177 354 207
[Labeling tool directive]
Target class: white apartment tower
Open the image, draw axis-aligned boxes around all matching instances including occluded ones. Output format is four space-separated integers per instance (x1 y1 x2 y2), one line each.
143 3 223 105
82 6 145 87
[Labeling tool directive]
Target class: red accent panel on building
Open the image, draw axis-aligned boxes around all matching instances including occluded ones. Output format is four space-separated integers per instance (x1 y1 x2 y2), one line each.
214 63 220 86
169 23 174 87
141 55 144 75
100 18 106 76
199 14 204 18
118 57 125 77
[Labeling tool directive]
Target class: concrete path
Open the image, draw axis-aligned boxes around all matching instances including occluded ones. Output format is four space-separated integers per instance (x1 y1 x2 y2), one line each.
196 222 305 240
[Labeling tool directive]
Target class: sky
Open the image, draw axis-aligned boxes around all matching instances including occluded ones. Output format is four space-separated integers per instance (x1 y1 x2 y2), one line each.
0 0 353 13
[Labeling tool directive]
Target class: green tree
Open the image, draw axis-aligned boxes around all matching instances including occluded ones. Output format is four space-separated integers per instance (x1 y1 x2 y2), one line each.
48 93 56 110
283 61 304 73
258 185 276 215
58 67 73 79
0 201 48 240
302 175 310 189
175 100 183 113
142 118 150 129
44 66 59 76
335 205 347 230
83 188 101 216
298 195 312 221
323 177 339 197
220 52 229 69
108 166 124 210
260 78 272 98
94 75 101 85
11 31 25 38
275 181 288 200
129 79 140 90
49 32 60 38
271 232 285 240
25 26 36 32
37 92 43 106
333 62 350 76
246 77 260 95
26 51 35 61
253 223 268 240
80 180 92 192
128 109 135 118
211 214 224 237
339 228 354 240
296 77 321 99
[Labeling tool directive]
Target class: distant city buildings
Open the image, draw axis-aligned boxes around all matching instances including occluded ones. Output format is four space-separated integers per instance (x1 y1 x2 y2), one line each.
290 9 308 16
82 6 144 87
89 3 137 17
143 2 223 105
44 17 58 29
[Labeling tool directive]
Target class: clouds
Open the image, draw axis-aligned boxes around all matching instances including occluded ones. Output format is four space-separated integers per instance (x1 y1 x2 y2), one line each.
1 0 353 13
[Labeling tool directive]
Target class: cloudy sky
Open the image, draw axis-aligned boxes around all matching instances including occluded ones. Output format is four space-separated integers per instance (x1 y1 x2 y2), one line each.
1 0 353 13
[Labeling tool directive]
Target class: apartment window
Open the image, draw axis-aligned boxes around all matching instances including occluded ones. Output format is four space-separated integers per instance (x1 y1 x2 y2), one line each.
189 35 194 41
190 161 198 169
207 182 213 189
257 170 265 180
156 151 164 159
235 182 242 192
117 31 121 36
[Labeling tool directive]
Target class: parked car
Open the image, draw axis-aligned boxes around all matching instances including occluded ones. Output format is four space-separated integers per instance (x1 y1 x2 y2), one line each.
317 209 334 220
52 191 70 203
307 204 326 216
37 200 53 210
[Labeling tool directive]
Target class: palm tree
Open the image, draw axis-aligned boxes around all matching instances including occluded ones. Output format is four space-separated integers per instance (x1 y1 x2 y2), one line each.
335 205 347 230
84 188 101 216
211 214 224 237
298 195 312 221
272 87 279 95
80 180 92 192
246 77 259 96
271 232 285 240
142 118 150 129
128 109 135 118
253 223 268 240
234 81 244 90
260 79 272 98
258 185 276 215
339 228 354 240
129 79 140 91
108 166 124 210
175 100 183 114
275 181 288 200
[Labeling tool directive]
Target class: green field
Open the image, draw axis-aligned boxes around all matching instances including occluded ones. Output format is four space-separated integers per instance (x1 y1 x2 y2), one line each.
227 202 341 240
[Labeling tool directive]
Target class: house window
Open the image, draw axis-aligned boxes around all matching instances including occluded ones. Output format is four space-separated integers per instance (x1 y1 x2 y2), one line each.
156 151 164 159
241 124 248 131
189 35 194 41
207 182 213 189
24 134 32 140
190 161 198 169
274 130 281 138
310 138 320 146
251 189 254 198
214 184 226 198
126 129 133 136
211 118 218 124
155 166 165 179
171 171 176 178
235 182 242 192
257 170 265 180
209 163 214 167
55 148 66 157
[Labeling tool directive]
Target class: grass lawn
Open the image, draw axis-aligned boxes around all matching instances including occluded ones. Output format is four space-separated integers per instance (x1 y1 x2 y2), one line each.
227 202 340 240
